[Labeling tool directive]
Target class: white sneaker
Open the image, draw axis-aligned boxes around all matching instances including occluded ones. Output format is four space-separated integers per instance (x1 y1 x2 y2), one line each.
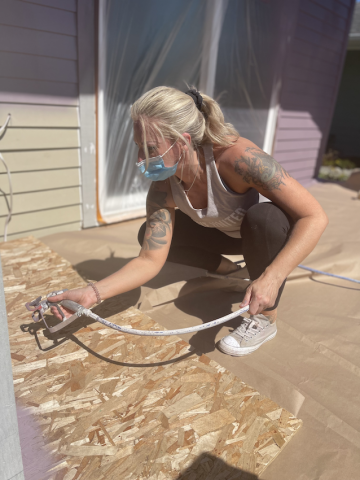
218 314 277 356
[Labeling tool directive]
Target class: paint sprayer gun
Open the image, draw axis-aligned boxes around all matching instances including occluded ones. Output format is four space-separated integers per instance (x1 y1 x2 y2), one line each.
25 290 89 333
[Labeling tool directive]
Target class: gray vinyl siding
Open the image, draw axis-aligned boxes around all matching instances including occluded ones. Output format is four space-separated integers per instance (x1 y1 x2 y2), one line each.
0 25 78 59
0 52 78 83
0 0 81 241
273 0 356 184
0 0 77 34
20 0 77 11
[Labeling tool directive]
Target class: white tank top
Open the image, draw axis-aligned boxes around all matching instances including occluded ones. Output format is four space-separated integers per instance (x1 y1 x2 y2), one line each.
169 144 259 238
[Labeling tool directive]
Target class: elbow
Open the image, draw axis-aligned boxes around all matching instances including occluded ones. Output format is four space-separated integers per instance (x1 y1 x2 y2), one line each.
322 208 329 227
138 252 165 276
324 212 329 228
318 210 329 232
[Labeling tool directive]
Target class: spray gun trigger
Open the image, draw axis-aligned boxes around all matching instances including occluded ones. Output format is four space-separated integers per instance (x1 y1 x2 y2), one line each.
48 301 66 320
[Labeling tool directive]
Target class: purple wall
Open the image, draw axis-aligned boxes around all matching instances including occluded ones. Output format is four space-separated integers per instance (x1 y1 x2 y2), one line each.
273 0 356 185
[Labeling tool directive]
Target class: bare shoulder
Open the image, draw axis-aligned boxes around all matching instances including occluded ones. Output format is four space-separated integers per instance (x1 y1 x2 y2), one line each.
217 137 291 193
217 137 325 222
142 180 175 253
146 179 176 212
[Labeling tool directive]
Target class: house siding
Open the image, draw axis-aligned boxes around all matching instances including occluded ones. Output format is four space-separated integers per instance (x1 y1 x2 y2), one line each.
0 0 82 241
273 0 356 184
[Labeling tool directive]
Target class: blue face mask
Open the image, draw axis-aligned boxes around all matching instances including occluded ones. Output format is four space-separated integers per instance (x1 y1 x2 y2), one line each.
136 141 182 181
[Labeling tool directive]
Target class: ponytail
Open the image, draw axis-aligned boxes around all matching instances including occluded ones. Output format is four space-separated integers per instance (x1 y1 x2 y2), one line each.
131 86 239 158
200 93 239 147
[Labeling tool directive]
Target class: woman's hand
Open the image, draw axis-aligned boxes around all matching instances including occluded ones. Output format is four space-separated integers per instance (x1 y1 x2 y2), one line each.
239 272 283 315
48 286 97 320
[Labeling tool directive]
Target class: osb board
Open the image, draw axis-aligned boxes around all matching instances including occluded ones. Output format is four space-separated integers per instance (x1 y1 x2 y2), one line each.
0 236 302 480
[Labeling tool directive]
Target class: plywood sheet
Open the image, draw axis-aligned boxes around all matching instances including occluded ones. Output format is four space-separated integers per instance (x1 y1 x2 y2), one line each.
1 237 302 479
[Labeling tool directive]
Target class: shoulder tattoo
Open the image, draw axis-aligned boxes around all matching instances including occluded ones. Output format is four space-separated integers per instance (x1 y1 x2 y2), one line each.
143 209 172 251
147 182 169 211
143 184 172 251
147 188 168 209
234 147 290 191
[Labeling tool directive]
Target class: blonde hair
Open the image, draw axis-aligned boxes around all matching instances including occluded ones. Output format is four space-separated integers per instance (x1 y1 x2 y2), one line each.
131 86 239 161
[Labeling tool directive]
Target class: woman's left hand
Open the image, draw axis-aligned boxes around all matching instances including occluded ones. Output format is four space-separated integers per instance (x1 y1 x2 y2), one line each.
239 272 283 315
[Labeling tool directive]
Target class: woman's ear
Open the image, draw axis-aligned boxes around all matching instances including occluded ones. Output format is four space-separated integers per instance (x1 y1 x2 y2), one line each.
182 132 192 152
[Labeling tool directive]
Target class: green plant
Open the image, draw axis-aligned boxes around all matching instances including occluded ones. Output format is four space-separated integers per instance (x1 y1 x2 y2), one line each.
322 149 356 169
318 169 350 181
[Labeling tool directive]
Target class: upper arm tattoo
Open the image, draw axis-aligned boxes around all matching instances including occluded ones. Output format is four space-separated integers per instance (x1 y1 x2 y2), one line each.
142 185 172 251
234 147 290 191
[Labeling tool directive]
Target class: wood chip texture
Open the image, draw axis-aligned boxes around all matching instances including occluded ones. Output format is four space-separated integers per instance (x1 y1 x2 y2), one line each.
1 237 302 480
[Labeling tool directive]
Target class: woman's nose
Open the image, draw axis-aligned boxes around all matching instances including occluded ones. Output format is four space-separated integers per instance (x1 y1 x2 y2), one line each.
137 149 144 162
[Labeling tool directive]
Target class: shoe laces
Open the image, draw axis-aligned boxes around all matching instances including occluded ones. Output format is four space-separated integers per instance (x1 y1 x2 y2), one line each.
233 317 265 341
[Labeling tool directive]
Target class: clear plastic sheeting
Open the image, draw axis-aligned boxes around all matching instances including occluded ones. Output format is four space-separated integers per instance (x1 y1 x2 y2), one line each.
98 0 284 223
214 0 283 148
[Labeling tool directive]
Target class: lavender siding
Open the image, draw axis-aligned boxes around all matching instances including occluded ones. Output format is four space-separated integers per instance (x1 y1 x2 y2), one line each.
273 0 356 185
0 0 82 241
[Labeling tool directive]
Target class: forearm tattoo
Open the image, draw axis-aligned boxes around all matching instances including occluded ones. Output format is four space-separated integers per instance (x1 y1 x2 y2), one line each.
234 147 290 191
143 185 172 251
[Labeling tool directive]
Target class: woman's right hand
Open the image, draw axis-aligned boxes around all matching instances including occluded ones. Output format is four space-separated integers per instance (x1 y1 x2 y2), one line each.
48 286 97 320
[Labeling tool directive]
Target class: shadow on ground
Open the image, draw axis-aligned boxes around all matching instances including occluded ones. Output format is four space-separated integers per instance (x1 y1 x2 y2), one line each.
22 251 245 359
139 276 247 355
177 452 258 479
72 254 246 356
73 253 205 312
20 313 199 367
73 252 203 288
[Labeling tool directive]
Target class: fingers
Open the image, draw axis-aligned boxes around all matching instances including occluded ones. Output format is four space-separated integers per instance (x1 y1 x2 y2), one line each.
240 283 275 315
50 306 63 320
249 302 261 316
48 294 65 319
239 286 252 308
249 295 273 315
48 294 65 302
50 305 74 320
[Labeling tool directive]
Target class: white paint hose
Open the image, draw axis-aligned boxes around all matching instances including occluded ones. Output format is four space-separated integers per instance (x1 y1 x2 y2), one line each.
26 286 250 337
78 304 250 336
29 254 360 336
54 299 250 336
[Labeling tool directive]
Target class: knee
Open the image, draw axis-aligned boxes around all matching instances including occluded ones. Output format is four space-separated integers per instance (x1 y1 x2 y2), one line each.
138 221 146 246
241 203 291 237
241 203 270 234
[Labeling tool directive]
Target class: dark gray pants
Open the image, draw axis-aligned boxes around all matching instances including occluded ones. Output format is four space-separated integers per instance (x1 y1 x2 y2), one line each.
138 203 293 310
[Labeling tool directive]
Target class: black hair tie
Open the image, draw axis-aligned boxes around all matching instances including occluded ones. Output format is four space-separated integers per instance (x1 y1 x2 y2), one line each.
185 89 203 111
